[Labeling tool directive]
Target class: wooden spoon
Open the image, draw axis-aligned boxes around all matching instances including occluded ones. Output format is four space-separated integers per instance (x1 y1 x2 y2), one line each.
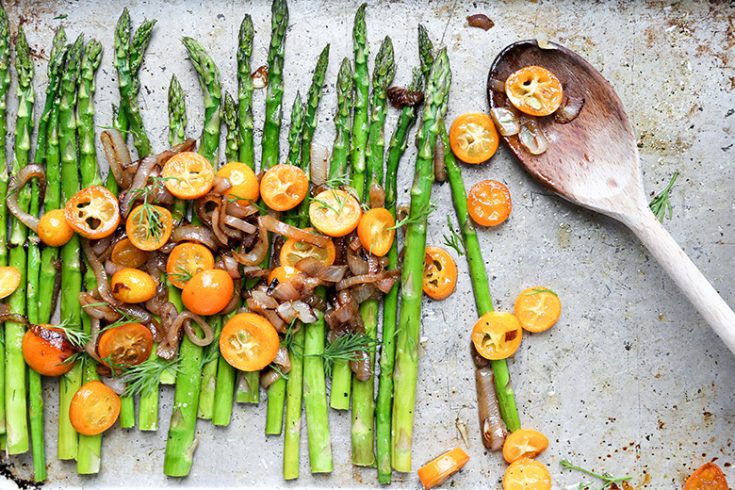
488 39 735 354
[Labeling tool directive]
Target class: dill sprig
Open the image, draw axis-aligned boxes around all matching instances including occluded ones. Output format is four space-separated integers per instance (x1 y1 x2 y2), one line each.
389 203 436 231
313 189 347 215
524 287 558 297
168 265 194 284
649 170 679 223
128 176 176 240
442 215 464 256
123 357 181 397
50 319 89 350
324 174 350 189
560 460 632 490
319 332 379 378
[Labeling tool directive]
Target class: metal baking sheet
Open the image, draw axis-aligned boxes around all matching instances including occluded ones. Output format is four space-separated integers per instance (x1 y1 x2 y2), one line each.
2 0 734 488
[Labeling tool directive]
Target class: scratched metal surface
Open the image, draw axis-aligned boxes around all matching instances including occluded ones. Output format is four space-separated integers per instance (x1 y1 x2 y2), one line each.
1 0 734 488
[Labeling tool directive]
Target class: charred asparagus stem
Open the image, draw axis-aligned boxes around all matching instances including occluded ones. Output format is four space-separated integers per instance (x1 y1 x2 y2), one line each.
5 26 34 457
164 36 221 477
77 39 104 474
391 48 451 472
58 34 85 461
351 34 395 468
0 6 11 451
237 14 255 167
349 3 369 198
375 67 423 484
327 58 353 182
261 0 288 170
440 125 521 431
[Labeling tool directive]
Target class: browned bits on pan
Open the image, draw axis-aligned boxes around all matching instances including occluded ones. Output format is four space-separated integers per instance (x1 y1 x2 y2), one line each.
387 86 424 109
467 14 494 31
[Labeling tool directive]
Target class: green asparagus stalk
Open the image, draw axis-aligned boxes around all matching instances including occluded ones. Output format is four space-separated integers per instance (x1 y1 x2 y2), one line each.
211 94 240 427
283 327 305 480
375 67 423 484
418 24 434 82
233 15 261 404
57 34 85 461
0 5 10 446
363 36 394 196
286 92 305 167
165 36 222 477
351 36 395 468
299 45 329 172
328 58 356 411
237 14 255 167
113 9 155 156
391 48 451 472
349 3 369 198
25 27 66 483
261 0 288 170
440 124 520 431
77 39 104 474
168 75 188 224
327 58 353 182
331 5 370 411
181 36 222 421
5 26 34 457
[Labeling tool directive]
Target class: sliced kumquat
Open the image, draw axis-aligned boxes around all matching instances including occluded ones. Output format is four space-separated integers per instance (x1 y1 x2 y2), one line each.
182 269 234 316
467 179 512 227
64 185 120 239
111 268 157 304
471 311 523 360
502 428 550 463
280 229 336 267
503 458 552 490
97 323 153 368
684 462 729 490
217 162 260 204
357 207 395 257
161 151 215 199
449 113 499 164
260 164 309 211
111 237 149 269
125 204 173 251
69 381 121 436
38 208 74 247
220 312 280 371
514 287 561 333
166 242 215 289
0 266 21 299
505 65 564 117
422 246 458 300
22 325 77 377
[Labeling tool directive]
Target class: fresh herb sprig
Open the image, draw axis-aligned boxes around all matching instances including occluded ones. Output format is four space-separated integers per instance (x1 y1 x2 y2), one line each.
319 332 379 377
389 203 436 231
51 320 89 350
649 170 679 223
124 357 181 397
560 460 632 490
442 215 464 256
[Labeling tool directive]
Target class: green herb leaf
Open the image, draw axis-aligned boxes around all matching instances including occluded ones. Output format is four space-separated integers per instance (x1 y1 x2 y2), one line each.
123 357 180 397
649 170 680 223
442 215 464 256
560 460 631 490
319 332 379 378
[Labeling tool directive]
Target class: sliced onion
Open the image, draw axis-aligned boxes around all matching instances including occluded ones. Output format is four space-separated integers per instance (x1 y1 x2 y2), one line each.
172 225 219 251
232 217 268 266
260 368 281 389
292 300 317 324
226 201 259 219
433 138 446 183
157 302 181 360
554 95 585 124
518 120 548 155
311 143 329 186
0 303 28 325
476 365 507 450
209 199 230 245
80 238 120 306
272 346 291 374
116 304 152 325
251 65 269 89
350 349 371 381
350 283 381 304
79 292 121 322
294 258 347 283
218 254 242 280
171 311 214 347
84 317 103 363
212 175 232 194
250 289 278 310
241 265 270 278
260 215 329 247
102 375 127 395
347 244 369 276
223 215 257 235
7 164 45 234
489 77 506 93
369 183 386 209
270 280 301 302
467 13 494 31
120 156 158 217
100 129 133 189
490 108 520 136
104 259 123 276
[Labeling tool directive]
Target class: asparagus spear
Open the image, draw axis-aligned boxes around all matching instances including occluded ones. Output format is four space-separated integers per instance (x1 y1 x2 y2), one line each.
283 326 305 480
328 58 356 411
167 75 188 224
351 35 395 467
233 16 261 403
327 58 353 182
0 5 11 449
375 67 423 484
237 14 255 167
165 36 222 477
286 92 305 167
349 3 369 198
57 34 85 461
181 36 223 421
76 39 104 474
261 0 288 170
5 26 34 457
391 48 451 472
298 44 329 172
212 92 239 426
113 9 155 157
363 36 395 197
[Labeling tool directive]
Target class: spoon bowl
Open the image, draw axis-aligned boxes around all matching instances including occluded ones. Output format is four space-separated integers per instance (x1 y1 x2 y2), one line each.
488 40 735 354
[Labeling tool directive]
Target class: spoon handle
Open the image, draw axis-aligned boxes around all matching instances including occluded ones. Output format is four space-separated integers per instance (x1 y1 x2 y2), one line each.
623 208 735 355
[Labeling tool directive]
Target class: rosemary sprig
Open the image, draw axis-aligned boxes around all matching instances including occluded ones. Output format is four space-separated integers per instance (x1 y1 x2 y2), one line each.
560 460 632 490
123 357 181 397
442 215 464 256
649 170 679 223
318 332 379 378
